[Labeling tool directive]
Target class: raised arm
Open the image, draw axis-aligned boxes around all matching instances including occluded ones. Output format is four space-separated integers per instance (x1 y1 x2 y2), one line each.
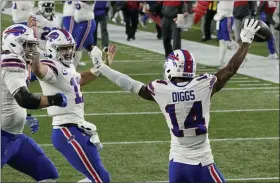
211 19 260 96
30 51 50 79
89 46 155 101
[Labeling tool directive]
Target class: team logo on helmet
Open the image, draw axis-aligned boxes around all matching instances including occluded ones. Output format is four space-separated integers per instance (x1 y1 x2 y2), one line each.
4 26 27 37
47 32 59 42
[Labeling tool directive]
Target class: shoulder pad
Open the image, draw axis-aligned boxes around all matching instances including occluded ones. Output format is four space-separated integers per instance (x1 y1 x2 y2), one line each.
147 79 168 95
1 53 26 72
40 58 58 75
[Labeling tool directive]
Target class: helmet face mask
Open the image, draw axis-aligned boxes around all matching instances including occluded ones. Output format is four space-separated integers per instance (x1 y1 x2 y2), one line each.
39 1 55 18
55 44 76 65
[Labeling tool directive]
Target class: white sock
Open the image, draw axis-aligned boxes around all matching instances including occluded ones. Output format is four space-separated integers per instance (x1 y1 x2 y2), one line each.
76 178 92 183
219 40 227 65
119 10 124 21
74 51 82 67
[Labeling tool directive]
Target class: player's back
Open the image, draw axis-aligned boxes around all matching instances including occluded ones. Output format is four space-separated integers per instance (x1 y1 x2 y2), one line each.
148 73 217 166
38 58 84 125
63 0 75 17
74 1 95 23
1 52 28 134
12 1 34 23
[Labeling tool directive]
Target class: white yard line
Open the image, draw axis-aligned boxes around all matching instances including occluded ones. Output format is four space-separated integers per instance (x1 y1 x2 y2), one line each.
33 108 279 118
144 177 279 183
264 91 279 93
39 137 279 147
239 83 272 86
227 80 260 83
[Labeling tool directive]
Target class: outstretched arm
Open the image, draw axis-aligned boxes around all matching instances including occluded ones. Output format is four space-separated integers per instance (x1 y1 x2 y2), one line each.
90 46 155 101
211 19 260 96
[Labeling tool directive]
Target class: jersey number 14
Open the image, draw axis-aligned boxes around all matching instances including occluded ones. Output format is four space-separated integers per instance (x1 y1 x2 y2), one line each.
165 101 207 137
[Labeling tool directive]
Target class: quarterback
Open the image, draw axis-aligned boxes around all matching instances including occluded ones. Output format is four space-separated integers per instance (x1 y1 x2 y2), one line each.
90 19 260 183
31 29 110 183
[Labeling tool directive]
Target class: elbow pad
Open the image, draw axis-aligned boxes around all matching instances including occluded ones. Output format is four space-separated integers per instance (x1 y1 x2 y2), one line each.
14 87 41 109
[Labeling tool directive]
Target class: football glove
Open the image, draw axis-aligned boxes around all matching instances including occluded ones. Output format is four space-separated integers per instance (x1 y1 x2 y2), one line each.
25 114 39 134
240 19 260 44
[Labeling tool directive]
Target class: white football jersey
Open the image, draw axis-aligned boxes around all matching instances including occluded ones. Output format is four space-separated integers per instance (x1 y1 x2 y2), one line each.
147 73 217 166
38 58 85 126
74 1 95 23
12 1 34 23
33 12 62 50
1 52 28 134
63 0 75 17
215 1 234 19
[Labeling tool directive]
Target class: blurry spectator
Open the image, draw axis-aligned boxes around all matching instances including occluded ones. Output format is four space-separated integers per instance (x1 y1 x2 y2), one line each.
257 1 278 60
122 1 142 41
161 1 193 57
202 0 217 42
233 1 256 44
94 1 109 49
146 1 162 39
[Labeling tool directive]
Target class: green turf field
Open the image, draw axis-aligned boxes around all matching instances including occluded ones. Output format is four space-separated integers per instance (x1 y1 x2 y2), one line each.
1 8 279 183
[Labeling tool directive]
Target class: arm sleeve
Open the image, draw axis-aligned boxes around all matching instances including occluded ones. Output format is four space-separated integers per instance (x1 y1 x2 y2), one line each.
2 71 27 96
39 60 58 83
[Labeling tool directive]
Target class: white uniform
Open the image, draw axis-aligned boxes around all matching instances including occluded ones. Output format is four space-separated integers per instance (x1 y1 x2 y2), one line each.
32 13 62 50
63 0 75 17
214 1 234 21
147 73 217 166
74 1 95 23
11 1 34 23
38 58 84 126
1 53 28 134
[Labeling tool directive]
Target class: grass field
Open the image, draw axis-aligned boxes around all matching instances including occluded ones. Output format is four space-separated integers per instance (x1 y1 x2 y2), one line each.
1 6 279 183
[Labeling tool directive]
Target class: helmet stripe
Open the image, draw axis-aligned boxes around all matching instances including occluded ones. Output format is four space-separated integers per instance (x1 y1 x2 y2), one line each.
182 50 193 74
60 29 70 39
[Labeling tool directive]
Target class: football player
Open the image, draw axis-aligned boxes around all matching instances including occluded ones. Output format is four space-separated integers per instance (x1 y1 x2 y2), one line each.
2 1 34 25
29 1 61 51
72 1 96 67
1 24 67 182
62 0 76 35
214 1 239 68
31 29 110 183
90 19 260 183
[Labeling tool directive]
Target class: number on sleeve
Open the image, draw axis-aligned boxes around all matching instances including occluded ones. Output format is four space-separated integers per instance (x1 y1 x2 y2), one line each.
165 101 207 137
70 77 84 104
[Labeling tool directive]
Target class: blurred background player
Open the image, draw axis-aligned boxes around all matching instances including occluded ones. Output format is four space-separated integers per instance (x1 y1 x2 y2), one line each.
2 1 34 25
90 18 260 183
30 1 61 52
62 0 76 35
1 24 67 182
257 1 279 60
73 1 96 67
214 1 239 68
94 1 109 49
31 29 110 183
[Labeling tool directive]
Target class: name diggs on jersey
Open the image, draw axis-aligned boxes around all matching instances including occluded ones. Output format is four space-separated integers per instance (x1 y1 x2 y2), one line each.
172 90 195 102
